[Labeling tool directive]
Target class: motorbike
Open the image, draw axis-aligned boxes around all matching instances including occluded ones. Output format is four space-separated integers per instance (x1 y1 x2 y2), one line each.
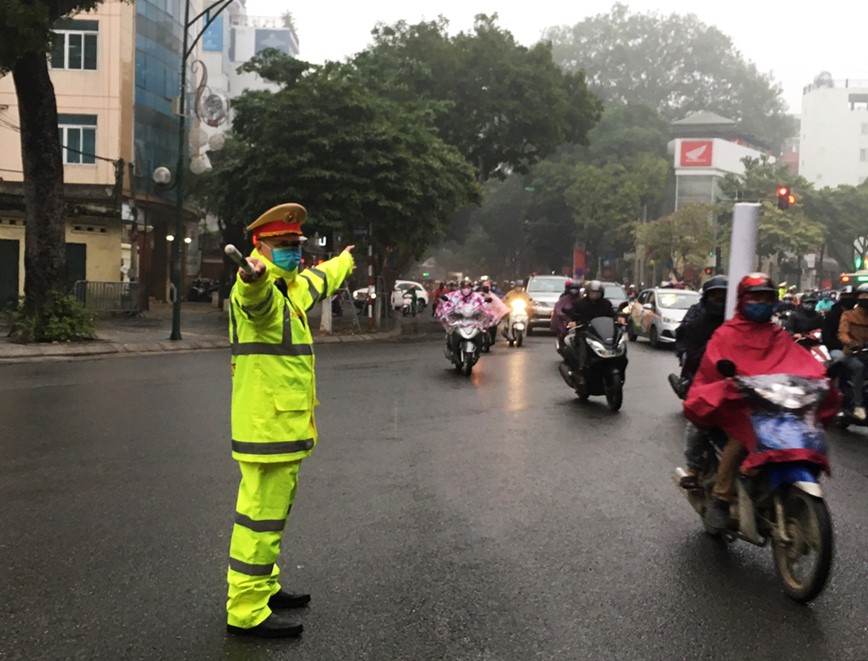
442 303 491 376
401 292 417 317
502 299 529 347
832 346 868 429
674 361 834 602
187 277 217 302
793 328 831 366
557 316 628 411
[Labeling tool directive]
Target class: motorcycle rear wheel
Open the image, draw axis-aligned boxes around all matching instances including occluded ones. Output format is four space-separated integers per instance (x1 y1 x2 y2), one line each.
772 488 833 603
604 372 623 411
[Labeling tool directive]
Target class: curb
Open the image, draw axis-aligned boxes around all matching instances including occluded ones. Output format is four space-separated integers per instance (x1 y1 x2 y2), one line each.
0 320 407 362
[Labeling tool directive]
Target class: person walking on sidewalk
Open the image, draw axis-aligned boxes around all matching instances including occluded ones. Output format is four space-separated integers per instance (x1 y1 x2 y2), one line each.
225 202 355 638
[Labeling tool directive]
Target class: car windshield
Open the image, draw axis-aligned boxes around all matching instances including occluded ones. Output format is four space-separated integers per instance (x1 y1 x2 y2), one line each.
397 283 419 291
527 278 567 293
605 286 626 299
657 291 699 310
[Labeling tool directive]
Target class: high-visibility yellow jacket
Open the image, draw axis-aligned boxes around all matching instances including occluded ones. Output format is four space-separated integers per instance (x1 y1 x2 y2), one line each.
229 248 354 463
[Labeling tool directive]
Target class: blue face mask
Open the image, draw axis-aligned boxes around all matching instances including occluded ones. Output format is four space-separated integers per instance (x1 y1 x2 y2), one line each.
271 246 302 272
743 302 775 323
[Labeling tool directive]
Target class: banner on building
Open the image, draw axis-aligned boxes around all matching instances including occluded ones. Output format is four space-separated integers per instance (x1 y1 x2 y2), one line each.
573 245 586 280
202 15 223 52
679 140 713 167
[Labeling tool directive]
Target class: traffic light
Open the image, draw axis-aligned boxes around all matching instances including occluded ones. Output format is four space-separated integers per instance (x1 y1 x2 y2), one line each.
704 267 713 275
856 256 864 270
777 186 791 210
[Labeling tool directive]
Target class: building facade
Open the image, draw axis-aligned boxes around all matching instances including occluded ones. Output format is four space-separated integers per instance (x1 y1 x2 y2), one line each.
800 73 868 188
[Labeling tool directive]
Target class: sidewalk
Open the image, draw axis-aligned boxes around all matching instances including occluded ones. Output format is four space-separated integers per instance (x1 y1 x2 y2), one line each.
0 300 404 361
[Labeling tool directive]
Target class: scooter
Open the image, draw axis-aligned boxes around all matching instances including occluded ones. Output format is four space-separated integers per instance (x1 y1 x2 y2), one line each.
794 328 831 366
502 299 528 347
558 316 628 411
674 361 834 602
442 304 490 376
832 346 868 430
401 292 417 317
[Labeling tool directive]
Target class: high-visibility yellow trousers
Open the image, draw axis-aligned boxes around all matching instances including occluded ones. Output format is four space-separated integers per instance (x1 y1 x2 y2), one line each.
226 460 301 628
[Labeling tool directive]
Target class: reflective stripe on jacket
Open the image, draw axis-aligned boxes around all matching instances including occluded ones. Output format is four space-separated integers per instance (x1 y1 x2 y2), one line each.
229 248 354 463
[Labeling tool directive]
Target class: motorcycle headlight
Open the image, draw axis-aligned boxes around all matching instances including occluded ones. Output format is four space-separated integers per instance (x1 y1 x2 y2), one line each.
586 337 611 357
511 300 527 312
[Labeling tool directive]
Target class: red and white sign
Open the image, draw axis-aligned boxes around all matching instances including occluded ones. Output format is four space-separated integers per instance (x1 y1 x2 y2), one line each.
680 140 713 167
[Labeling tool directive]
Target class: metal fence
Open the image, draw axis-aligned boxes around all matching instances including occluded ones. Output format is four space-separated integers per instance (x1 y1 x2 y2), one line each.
73 281 143 315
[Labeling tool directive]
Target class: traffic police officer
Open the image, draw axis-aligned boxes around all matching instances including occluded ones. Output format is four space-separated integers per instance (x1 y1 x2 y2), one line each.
226 203 355 638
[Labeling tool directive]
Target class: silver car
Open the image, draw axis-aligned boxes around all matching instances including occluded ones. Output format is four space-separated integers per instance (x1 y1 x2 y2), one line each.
627 288 700 348
525 275 569 333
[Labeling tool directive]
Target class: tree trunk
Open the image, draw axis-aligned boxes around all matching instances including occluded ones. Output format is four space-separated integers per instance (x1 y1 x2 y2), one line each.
13 51 67 317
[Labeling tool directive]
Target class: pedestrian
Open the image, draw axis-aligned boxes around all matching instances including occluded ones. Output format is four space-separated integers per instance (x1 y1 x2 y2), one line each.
225 202 355 638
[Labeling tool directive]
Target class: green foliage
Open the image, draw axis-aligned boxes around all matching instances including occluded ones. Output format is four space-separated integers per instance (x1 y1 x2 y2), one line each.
355 14 603 181
8 292 95 343
196 51 481 263
636 203 715 274
755 202 826 261
545 3 793 150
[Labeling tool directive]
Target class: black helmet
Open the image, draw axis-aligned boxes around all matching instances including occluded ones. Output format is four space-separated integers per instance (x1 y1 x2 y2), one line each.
801 292 819 304
701 275 728 296
841 285 856 296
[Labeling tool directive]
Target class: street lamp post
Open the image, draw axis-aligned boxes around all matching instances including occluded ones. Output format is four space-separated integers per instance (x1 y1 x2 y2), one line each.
169 0 234 340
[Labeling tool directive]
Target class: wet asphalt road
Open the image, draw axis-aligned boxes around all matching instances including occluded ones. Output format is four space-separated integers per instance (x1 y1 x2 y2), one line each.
2 327 868 660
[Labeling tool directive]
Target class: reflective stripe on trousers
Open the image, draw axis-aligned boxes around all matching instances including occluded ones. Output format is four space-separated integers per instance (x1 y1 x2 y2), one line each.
227 460 301 629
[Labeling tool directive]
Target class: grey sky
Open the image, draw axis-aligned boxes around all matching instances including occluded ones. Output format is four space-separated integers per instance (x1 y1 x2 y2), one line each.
245 0 867 114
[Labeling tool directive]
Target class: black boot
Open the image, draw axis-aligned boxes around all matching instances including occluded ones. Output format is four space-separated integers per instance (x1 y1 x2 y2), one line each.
268 589 311 609
227 611 303 638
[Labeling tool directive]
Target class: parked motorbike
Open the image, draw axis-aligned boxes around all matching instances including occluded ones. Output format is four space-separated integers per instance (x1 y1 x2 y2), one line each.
557 316 628 411
187 277 217 302
502 299 528 347
442 303 491 376
674 361 834 602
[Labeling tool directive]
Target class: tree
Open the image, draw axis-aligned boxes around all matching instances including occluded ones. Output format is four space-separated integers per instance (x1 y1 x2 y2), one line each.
0 0 102 334
544 3 793 150
196 51 482 275
636 203 715 281
564 163 642 276
354 14 603 181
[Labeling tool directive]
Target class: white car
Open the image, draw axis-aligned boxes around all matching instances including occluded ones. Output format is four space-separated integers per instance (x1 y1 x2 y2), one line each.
351 280 430 311
390 280 429 310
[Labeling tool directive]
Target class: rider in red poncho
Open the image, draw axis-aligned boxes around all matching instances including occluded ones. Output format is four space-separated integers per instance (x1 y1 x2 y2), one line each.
683 273 839 532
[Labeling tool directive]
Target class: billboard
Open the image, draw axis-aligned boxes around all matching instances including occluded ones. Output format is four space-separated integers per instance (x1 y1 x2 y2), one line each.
201 15 223 52
679 140 713 167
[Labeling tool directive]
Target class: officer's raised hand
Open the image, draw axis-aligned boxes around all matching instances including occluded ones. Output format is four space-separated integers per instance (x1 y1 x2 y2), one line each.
239 258 267 283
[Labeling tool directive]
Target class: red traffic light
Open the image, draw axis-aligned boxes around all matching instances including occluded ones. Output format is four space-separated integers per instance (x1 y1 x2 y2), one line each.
704 267 713 275
777 186 790 197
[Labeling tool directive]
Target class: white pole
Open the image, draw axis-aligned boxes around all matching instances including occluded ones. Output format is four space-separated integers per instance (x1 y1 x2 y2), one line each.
725 203 761 319
320 296 332 333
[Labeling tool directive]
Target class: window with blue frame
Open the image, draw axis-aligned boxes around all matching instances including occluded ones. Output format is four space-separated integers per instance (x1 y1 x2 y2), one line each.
58 114 97 165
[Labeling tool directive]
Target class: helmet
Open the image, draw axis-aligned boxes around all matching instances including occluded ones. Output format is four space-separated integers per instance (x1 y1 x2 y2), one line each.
587 279 603 300
701 275 728 296
841 285 856 297
515 279 524 287
857 283 868 296
737 272 776 310
801 292 819 304
564 278 575 292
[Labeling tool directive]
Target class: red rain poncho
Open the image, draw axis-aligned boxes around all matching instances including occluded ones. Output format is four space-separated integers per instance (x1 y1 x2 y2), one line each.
684 314 839 473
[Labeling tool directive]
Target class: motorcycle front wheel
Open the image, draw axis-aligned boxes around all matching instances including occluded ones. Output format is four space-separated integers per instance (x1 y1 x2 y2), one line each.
516 331 523 347
604 371 623 411
772 487 833 603
462 360 473 376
